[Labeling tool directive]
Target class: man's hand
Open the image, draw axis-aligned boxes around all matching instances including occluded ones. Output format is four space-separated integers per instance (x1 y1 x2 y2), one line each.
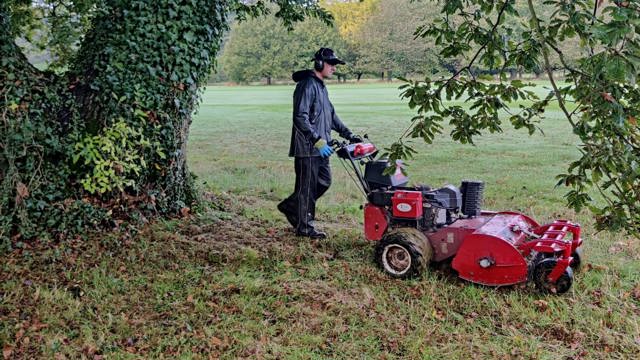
349 134 363 144
314 139 334 158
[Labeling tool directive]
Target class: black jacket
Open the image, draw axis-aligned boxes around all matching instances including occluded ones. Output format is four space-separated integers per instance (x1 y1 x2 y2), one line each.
288 70 352 157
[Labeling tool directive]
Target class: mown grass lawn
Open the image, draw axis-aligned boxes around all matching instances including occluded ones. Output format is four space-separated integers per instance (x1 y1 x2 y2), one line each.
1 82 639 359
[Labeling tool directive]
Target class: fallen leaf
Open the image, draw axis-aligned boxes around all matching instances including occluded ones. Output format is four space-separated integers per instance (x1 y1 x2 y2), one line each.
180 207 191 217
187 294 194 303
3 346 13 360
362 286 375 307
210 336 223 347
571 330 585 350
629 116 637 126
15 328 24 342
601 92 615 103
83 345 97 355
30 320 48 332
465 312 479 324
585 263 608 272
15 182 29 204
534 299 549 311
408 285 423 297
632 284 640 301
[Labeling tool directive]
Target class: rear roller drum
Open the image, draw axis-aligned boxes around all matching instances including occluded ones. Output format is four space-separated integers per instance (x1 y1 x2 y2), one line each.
533 258 573 294
375 228 433 279
570 247 583 271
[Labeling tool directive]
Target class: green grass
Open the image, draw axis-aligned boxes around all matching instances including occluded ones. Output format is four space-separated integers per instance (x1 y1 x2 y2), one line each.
1 82 639 359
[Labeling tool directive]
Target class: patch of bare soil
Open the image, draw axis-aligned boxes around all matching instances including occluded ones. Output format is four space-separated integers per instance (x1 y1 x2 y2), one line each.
174 216 299 258
163 192 347 262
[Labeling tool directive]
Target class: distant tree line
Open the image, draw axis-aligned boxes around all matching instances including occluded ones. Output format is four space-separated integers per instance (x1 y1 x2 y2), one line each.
215 0 583 84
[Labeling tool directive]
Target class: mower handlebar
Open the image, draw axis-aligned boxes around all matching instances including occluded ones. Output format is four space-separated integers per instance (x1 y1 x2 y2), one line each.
331 138 378 160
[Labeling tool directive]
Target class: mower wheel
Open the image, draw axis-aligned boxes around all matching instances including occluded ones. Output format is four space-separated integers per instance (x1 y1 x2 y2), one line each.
375 228 433 279
570 247 583 272
533 258 573 294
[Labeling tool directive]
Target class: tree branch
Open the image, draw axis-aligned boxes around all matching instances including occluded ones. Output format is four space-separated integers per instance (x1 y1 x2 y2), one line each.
589 0 600 56
527 0 576 128
437 0 511 93
544 39 589 78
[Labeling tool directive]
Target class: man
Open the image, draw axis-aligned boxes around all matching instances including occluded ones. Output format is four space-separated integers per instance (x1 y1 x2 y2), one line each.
277 47 362 239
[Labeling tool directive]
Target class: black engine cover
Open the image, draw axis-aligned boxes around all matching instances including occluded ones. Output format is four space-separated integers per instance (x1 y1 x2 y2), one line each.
423 185 462 210
364 160 409 190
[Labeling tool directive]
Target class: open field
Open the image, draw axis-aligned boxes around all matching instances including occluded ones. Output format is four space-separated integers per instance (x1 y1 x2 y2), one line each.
1 83 639 359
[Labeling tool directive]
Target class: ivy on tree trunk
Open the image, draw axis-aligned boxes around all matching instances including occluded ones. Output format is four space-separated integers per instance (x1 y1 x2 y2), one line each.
0 0 331 251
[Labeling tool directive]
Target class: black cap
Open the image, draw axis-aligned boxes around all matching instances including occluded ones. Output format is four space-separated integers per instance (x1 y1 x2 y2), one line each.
314 47 345 65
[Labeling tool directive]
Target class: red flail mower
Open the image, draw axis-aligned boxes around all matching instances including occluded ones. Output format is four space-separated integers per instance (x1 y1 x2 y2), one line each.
333 139 584 294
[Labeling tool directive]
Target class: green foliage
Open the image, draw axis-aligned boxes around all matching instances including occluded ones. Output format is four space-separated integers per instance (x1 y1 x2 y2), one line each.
393 0 640 235
7 0 97 71
353 0 441 78
221 0 446 81
73 118 155 195
221 14 345 83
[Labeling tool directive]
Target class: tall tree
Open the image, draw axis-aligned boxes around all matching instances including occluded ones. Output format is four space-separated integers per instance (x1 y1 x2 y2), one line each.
321 0 380 80
355 0 441 79
392 0 640 235
0 0 331 250
222 16 292 84
221 14 345 84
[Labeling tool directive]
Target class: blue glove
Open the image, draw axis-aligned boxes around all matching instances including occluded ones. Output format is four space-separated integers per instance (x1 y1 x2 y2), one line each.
314 139 334 158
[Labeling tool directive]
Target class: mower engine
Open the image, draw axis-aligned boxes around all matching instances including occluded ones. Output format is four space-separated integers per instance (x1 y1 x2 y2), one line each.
334 140 584 294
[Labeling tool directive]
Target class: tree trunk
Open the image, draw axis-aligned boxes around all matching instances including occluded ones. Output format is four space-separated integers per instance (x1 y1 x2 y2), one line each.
1 0 232 243
67 0 230 213
1 9 77 241
357 73 363 81
267 76 272 85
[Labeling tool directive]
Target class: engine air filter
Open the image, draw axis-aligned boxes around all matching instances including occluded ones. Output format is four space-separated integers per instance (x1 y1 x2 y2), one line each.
460 180 484 217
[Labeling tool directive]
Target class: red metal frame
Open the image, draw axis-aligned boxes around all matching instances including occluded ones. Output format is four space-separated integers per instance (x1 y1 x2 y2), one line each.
364 204 388 241
517 220 581 282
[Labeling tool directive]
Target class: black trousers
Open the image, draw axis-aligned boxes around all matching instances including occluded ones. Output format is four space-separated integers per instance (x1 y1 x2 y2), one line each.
279 156 331 234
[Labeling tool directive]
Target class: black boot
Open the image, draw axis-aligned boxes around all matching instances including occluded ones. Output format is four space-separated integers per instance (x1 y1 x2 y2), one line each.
296 229 327 239
277 201 297 228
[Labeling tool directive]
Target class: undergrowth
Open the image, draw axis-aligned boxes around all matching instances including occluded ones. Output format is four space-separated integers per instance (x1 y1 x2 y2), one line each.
1 192 638 359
